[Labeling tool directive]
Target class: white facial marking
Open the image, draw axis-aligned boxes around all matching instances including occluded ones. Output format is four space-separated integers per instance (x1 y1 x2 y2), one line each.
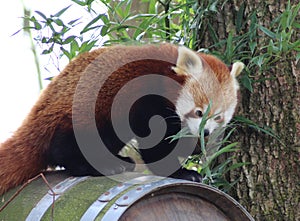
186 118 202 135
223 105 236 125
184 112 223 136
205 118 220 134
175 88 195 120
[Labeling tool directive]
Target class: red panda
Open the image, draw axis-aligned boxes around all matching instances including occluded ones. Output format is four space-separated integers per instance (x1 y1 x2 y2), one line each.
0 43 244 195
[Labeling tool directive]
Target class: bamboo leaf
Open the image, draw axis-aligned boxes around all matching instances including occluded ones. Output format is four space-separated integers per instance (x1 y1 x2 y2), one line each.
207 22 219 45
209 142 238 160
52 5 71 18
166 127 194 143
225 31 234 61
63 36 76 44
35 10 47 20
80 14 106 34
225 162 250 173
234 116 284 145
236 3 245 33
79 40 97 53
33 20 42 30
68 18 81 26
70 39 79 56
259 25 277 39
60 47 72 60
240 74 253 92
124 0 132 17
71 0 86 6
296 52 300 62
290 40 300 51
53 18 64 27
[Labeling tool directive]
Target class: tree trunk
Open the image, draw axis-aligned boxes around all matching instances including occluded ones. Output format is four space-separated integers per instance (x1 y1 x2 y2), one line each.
196 0 299 220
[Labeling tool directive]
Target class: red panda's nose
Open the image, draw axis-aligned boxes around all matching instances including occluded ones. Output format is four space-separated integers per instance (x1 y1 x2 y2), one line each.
204 129 210 137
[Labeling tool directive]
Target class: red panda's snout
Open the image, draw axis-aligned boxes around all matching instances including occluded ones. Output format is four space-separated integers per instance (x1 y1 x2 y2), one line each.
177 105 225 137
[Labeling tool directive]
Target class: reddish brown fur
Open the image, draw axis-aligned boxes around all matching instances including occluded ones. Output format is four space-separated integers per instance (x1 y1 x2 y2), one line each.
0 44 184 194
199 53 238 115
0 44 232 195
199 53 231 83
0 49 103 195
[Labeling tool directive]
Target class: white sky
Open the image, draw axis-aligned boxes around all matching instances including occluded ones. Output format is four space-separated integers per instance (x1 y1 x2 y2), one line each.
0 0 105 142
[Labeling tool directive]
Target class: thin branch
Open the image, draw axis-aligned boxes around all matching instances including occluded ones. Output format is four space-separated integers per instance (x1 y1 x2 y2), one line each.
0 173 57 220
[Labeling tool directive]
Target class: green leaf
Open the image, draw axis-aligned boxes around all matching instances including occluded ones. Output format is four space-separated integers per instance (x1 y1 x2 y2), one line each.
68 18 81 26
70 39 79 56
293 22 300 29
259 25 277 39
249 41 257 54
86 0 94 5
225 31 234 61
100 24 110 36
252 55 265 67
290 40 300 51
209 142 238 161
240 74 253 92
225 162 250 173
124 0 132 17
33 20 42 30
147 0 156 14
79 40 97 53
35 11 47 20
71 0 86 6
60 47 72 60
236 3 245 33
80 14 106 34
234 116 284 145
53 5 71 18
63 36 76 44
207 22 219 45
289 2 300 28
296 52 300 62
114 1 126 18
209 1 218 12
199 101 212 155
53 18 64 26
166 127 194 143
41 37 48 43
42 45 54 55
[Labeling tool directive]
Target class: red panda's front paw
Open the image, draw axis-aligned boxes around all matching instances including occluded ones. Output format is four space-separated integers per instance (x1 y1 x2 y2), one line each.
170 168 202 183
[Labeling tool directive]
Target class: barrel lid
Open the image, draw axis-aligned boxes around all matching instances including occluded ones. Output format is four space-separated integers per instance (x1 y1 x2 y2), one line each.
99 177 254 221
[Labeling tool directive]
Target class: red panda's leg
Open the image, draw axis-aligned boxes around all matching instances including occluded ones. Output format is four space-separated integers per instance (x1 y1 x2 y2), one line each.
47 130 102 176
47 126 135 176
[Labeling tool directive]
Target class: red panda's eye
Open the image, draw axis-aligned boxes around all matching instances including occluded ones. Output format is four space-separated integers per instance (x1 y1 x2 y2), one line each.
214 115 223 122
195 110 203 117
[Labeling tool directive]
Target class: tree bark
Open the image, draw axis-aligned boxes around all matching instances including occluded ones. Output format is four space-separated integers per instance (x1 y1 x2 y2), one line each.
196 0 300 220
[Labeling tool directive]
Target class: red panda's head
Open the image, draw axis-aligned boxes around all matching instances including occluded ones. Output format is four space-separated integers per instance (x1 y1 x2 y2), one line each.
173 46 244 136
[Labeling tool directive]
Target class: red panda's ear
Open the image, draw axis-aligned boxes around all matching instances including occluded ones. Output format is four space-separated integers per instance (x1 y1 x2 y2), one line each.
230 62 244 77
173 46 203 78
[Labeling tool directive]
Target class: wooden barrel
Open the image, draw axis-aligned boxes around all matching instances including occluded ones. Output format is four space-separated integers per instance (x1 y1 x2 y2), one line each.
0 171 254 221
